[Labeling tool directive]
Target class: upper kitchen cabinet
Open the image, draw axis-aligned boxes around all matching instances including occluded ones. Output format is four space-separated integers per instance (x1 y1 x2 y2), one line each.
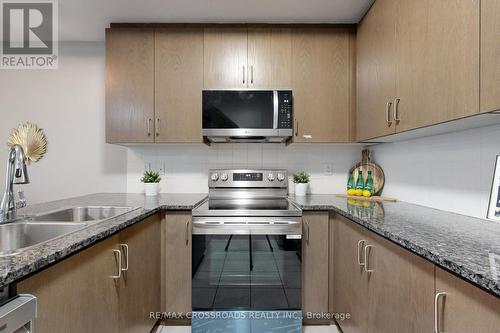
155 27 204 143
247 27 292 89
356 0 398 140
394 0 479 132
480 0 500 113
203 27 248 89
356 0 480 141
292 28 355 143
106 28 155 143
203 27 292 89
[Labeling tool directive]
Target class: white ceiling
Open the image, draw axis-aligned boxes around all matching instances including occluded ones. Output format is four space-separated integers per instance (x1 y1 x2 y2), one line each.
59 0 374 41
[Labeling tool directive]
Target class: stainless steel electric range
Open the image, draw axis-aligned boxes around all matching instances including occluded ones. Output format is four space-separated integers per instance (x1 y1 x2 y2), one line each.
191 169 303 332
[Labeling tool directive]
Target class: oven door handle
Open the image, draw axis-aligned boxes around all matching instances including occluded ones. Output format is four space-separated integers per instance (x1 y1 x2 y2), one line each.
192 220 301 225
191 218 303 235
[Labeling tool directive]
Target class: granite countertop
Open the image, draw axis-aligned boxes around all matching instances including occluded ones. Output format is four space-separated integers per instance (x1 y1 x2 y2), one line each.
290 194 500 297
3 192 499 299
0 193 207 289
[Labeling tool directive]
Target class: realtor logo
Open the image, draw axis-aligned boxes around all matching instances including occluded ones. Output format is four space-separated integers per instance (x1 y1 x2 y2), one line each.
1 0 58 69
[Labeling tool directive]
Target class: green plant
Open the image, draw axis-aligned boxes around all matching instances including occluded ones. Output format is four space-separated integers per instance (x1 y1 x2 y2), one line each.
141 170 162 183
293 171 310 184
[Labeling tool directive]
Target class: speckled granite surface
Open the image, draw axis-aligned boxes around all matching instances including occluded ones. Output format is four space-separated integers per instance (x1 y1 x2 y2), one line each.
290 194 500 297
0 193 206 289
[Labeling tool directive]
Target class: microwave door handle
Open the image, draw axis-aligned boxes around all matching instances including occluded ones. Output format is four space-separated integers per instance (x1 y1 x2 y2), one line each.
273 90 278 129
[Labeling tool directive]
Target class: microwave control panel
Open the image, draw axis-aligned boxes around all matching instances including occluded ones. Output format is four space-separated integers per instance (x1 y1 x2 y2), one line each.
277 90 293 129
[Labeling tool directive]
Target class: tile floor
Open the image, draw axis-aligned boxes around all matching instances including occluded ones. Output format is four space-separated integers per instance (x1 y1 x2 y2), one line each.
156 325 340 333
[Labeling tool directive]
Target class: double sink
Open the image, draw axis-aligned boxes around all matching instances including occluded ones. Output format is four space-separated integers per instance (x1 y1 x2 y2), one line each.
0 206 138 256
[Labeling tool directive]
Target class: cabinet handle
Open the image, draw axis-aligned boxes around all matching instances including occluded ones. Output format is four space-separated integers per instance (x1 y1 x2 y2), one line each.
147 119 152 136
111 249 122 279
294 120 299 136
185 220 190 245
156 118 160 137
357 240 366 266
386 102 393 125
434 292 448 333
364 245 374 273
393 98 401 122
120 244 129 272
306 221 310 245
242 66 245 84
303 134 312 139
251 66 254 84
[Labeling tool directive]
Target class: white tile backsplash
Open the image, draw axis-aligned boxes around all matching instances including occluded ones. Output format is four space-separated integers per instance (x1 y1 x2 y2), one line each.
126 124 499 219
371 124 500 219
127 144 362 194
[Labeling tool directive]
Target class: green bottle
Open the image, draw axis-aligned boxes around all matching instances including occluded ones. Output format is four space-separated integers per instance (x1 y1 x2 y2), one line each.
347 171 355 195
364 170 375 196
354 171 365 196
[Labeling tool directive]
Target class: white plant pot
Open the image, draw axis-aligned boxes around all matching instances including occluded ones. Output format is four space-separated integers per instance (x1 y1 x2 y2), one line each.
294 183 309 196
144 183 160 197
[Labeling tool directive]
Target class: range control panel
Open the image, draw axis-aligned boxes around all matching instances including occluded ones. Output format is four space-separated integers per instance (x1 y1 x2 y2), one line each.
209 169 288 188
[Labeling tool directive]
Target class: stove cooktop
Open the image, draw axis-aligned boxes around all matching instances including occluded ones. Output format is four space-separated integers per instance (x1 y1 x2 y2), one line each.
193 198 302 217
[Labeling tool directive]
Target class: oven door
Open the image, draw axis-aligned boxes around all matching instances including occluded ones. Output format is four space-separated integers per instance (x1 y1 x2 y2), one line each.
192 218 302 312
202 90 278 138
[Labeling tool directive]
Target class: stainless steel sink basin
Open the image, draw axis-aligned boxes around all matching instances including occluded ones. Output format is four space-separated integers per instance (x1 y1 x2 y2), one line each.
0 206 140 256
31 206 138 223
0 222 87 256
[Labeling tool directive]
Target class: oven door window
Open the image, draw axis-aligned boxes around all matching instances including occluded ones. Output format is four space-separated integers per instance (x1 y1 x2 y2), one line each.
203 91 274 129
192 235 301 311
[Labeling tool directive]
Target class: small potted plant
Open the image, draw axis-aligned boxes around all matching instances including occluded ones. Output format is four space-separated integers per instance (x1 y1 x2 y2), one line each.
141 170 161 196
293 171 310 196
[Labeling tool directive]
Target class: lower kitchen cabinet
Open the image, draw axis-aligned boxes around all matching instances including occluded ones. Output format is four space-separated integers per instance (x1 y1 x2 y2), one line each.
118 214 161 332
333 214 434 333
17 235 121 333
435 267 500 333
17 214 161 333
365 223 434 333
333 214 369 333
162 211 192 319
302 211 330 324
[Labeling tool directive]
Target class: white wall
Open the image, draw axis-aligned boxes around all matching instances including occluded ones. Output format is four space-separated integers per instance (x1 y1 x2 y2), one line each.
127 144 363 194
0 42 127 204
371 124 500 219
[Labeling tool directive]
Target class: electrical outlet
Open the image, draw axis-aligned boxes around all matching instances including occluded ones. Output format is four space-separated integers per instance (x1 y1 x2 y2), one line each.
157 161 166 175
324 164 333 176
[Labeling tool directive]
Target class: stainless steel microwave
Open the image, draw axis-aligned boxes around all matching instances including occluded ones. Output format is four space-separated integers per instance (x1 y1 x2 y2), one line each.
202 90 293 143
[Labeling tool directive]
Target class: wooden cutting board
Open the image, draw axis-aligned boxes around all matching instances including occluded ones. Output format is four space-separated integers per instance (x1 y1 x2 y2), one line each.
336 194 397 202
350 149 385 195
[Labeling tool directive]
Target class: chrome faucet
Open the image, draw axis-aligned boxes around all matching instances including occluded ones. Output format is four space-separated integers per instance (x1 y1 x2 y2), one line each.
0 144 29 223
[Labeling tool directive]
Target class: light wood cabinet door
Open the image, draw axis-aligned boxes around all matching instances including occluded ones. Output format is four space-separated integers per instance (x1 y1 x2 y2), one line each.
356 0 398 141
480 0 500 113
119 214 161 333
204 27 248 89
395 0 480 131
155 27 203 143
302 211 329 324
17 236 121 333
333 215 369 333
292 28 354 143
106 28 155 143
435 267 500 333
247 27 292 89
365 229 434 333
162 212 192 316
